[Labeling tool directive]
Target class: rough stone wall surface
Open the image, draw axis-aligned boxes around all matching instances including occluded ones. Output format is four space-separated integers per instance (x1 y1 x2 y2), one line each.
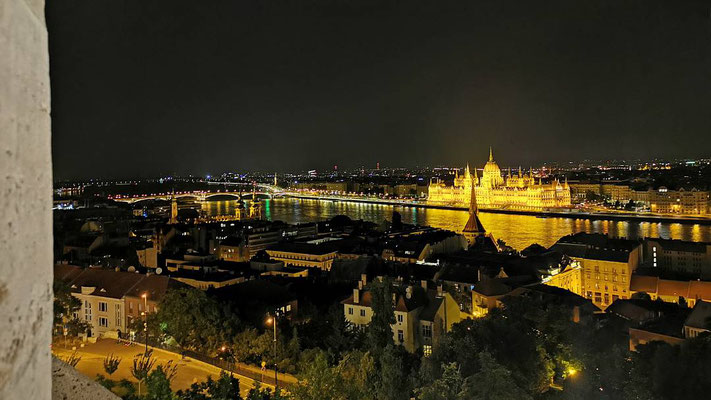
51 357 120 400
0 0 53 398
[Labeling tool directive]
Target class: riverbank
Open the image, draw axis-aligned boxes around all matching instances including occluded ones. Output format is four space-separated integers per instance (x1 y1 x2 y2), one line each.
284 193 711 226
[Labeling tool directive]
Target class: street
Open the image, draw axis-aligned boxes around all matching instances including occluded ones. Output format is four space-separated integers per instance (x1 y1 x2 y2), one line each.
52 339 268 396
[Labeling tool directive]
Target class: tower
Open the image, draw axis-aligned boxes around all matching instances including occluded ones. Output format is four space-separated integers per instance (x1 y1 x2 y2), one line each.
169 191 178 224
462 174 486 245
273 173 278 187
249 182 263 220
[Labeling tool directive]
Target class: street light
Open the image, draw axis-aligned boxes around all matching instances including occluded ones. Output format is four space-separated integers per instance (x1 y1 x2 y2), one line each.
265 313 278 388
141 293 148 353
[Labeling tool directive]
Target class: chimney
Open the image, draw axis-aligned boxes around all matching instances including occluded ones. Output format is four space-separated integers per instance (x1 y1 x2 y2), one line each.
392 293 397 305
477 268 482 282
361 274 367 287
437 285 443 297
421 280 428 290
353 288 360 304
358 280 364 290
406 286 412 299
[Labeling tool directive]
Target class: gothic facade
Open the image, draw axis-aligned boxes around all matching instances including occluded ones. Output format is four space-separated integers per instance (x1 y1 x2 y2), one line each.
428 149 571 211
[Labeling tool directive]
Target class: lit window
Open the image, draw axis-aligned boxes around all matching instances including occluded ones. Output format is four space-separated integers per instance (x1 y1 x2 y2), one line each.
397 314 404 324
423 345 432 357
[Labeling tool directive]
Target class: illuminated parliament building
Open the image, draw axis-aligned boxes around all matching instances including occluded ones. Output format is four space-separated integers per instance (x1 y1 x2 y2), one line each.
428 148 572 211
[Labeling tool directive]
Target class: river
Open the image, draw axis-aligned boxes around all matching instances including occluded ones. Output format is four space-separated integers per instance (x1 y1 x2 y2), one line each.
201 198 711 251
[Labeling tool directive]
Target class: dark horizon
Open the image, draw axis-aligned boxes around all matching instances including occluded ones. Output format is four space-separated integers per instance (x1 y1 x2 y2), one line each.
47 0 711 180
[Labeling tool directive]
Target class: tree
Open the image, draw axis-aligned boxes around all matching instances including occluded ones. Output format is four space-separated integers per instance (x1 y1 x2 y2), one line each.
177 372 241 400
291 350 342 400
103 353 122 376
145 365 174 400
131 350 157 396
62 350 82 367
376 344 410 400
460 351 532 400
157 288 241 353
631 291 652 301
54 280 89 336
416 362 466 400
246 382 289 400
367 277 395 354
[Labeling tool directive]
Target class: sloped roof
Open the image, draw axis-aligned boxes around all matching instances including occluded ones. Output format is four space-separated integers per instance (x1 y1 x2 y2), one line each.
630 274 659 293
607 298 682 322
684 301 711 330
437 264 480 285
473 278 513 297
54 265 169 299
54 264 84 283
648 238 710 253
419 295 444 322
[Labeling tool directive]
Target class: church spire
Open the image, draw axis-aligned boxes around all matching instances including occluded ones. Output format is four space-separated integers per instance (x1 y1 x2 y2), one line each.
489 146 493 162
463 174 485 241
464 163 471 179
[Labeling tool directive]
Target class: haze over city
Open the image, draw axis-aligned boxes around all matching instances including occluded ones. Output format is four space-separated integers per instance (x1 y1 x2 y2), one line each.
47 0 711 179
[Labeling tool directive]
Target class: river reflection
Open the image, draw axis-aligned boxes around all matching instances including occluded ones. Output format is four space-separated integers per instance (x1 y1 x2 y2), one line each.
201 198 711 251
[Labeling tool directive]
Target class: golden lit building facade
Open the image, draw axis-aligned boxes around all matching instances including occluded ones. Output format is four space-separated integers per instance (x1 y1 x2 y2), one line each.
428 148 571 211
543 262 583 296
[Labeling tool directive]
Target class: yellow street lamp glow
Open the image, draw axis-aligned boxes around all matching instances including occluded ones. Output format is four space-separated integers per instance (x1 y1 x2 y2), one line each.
266 317 273 325
221 346 227 352
568 368 577 376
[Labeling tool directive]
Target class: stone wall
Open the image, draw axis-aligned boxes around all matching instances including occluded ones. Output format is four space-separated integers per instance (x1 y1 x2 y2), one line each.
0 0 53 398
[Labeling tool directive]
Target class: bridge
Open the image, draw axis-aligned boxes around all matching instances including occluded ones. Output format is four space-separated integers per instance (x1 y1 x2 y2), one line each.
108 183 284 203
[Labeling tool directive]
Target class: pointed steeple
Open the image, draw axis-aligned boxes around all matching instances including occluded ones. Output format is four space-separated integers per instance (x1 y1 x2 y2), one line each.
518 166 522 178
489 146 494 162
464 163 471 179
463 175 485 239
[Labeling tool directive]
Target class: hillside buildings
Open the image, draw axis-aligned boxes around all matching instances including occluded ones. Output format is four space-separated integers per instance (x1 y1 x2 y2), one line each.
550 233 642 309
570 183 709 215
342 276 461 354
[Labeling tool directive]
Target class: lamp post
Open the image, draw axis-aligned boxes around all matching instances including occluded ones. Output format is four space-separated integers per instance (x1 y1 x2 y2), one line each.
141 293 148 353
266 313 278 388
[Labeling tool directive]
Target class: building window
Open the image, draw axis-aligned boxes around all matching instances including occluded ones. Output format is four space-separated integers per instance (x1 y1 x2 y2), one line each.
397 330 404 343
115 304 122 327
129 302 134 312
98 302 108 312
422 324 432 339
84 300 92 321
397 314 404 324
98 317 109 327
423 345 432 357
348 307 353 315
360 309 366 317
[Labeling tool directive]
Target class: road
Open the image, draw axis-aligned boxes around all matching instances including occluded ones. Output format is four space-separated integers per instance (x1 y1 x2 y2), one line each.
52 339 268 396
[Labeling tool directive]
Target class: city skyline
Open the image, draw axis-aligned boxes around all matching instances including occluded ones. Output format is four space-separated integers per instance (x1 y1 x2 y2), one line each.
47 0 711 179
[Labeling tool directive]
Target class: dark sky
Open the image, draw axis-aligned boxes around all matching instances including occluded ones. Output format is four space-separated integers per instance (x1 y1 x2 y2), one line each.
47 0 711 180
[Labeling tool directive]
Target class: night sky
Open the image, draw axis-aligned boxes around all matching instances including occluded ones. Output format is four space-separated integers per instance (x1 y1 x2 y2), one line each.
47 0 711 179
